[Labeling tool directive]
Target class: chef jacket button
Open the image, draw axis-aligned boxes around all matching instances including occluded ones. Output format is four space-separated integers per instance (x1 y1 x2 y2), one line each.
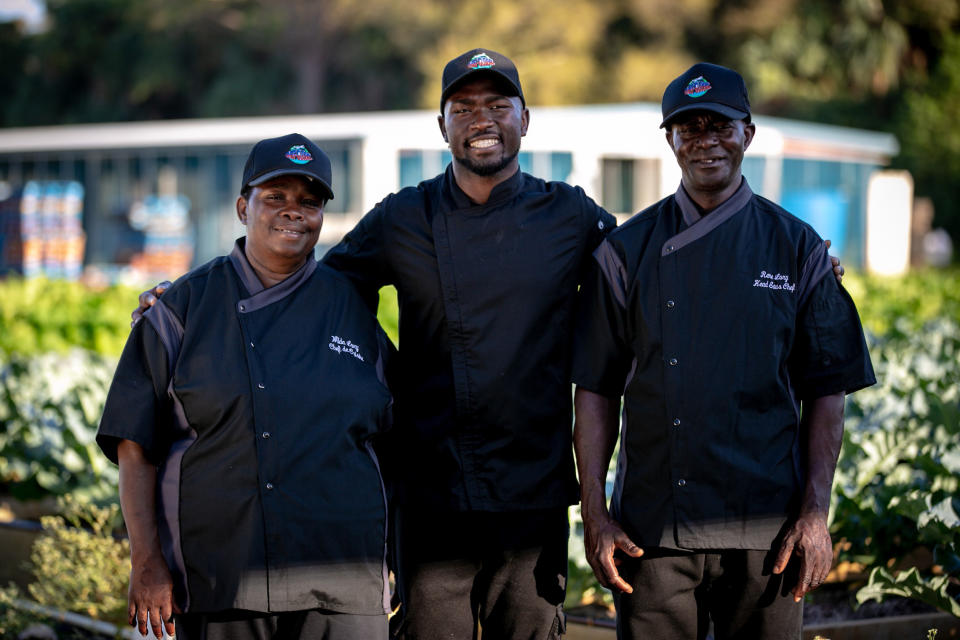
258 383 265 389
669 358 678 366
265 482 274 490
250 342 255 348
666 300 676 309
262 432 271 439
666 245 675 253
239 303 246 312
673 418 681 427
598 220 605 230
677 479 686 487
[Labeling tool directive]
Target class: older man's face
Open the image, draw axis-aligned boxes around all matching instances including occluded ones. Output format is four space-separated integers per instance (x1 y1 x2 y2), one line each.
666 112 755 200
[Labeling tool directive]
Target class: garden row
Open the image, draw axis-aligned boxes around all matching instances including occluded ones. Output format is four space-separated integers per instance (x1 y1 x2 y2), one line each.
0 271 957 634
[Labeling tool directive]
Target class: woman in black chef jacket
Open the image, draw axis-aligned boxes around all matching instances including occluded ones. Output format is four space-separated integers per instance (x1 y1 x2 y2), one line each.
97 134 394 640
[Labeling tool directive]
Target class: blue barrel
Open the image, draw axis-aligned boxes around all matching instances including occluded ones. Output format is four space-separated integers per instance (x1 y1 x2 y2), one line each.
781 189 849 257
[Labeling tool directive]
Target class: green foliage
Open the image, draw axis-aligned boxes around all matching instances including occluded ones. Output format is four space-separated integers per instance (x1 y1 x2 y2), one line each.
0 276 403 358
0 584 42 639
856 567 960 617
0 277 142 358
895 31 960 247
0 498 130 637
25 495 129 625
378 285 400 346
831 285 960 616
844 269 960 335
0 350 118 501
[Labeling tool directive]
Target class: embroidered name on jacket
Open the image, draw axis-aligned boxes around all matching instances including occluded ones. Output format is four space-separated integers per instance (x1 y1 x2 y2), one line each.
329 335 365 361
753 270 796 292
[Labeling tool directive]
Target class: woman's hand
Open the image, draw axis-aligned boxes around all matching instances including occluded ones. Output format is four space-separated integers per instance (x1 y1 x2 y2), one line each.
117 439 179 638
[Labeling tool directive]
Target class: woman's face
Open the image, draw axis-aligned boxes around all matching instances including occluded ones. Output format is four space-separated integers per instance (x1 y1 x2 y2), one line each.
237 175 326 272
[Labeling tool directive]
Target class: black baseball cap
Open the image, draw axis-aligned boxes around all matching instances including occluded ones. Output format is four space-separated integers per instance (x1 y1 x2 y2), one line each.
241 133 334 200
440 48 524 112
660 63 751 128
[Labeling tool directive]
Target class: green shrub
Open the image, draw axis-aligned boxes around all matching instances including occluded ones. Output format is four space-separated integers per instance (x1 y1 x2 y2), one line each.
0 277 403 358
0 277 143 358
844 268 960 336
0 495 129 634
26 495 129 625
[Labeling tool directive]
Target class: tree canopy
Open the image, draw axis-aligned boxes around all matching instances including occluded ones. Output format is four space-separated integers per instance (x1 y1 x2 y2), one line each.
3 0 959 245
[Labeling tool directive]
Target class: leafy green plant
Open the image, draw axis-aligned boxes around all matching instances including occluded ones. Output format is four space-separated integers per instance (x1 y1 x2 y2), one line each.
833 314 960 616
0 350 118 501
856 567 960 617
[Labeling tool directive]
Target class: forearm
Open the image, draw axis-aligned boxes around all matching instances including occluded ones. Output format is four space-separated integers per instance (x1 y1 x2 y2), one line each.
117 440 163 565
574 387 620 521
800 392 845 516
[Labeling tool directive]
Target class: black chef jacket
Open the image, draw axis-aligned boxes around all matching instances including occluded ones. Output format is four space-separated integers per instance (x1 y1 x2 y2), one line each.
97 239 395 615
323 165 616 512
572 180 875 550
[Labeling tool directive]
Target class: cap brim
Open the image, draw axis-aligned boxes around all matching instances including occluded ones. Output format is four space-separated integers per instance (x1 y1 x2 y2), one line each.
660 103 750 128
441 70 523 110
248 169 334 200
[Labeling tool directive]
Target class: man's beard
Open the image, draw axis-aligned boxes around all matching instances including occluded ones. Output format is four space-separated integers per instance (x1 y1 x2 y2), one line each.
454 149 518 177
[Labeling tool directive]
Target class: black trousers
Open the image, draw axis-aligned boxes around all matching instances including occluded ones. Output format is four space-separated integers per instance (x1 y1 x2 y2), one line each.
391 507 569 640
175 608 388 640
613 548 803 640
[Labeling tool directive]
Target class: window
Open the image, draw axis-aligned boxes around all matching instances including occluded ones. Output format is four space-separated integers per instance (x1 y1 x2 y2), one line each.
601 158 661 215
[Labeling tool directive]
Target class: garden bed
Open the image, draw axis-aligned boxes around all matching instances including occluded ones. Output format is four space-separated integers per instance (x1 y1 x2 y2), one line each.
563 587 960 640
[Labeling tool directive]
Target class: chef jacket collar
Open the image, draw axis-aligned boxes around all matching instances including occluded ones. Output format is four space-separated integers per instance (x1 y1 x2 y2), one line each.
229 237 317 304
443 164 526 211
675 177 753 228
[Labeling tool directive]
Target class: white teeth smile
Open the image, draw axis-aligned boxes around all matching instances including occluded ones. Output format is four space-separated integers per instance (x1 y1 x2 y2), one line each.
470 138 499 149
275 228 303 236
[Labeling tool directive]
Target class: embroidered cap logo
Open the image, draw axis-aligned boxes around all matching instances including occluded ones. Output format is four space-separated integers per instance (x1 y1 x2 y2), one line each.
285 145 313 165
684 76 712 98
467 53 496 70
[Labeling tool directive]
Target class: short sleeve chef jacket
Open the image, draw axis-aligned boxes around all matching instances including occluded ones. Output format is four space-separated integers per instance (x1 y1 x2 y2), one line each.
323 165 616 512
572 180 875 551
97 239 395 615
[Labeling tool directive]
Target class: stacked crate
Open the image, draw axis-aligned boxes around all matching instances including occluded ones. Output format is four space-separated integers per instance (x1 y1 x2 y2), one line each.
0 181 86 280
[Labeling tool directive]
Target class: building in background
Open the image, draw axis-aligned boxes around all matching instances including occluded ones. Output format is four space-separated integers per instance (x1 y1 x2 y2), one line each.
0 104 901 283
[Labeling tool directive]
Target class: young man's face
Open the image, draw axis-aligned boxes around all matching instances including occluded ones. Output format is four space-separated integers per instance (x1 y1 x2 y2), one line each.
439 75 529 178
666 111 755 200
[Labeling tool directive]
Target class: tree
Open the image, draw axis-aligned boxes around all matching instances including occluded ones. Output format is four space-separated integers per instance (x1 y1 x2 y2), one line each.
895 31 960 245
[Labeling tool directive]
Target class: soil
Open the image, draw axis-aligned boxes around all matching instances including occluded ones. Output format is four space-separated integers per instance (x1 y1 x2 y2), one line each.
566 583 940 628
802 583 939 625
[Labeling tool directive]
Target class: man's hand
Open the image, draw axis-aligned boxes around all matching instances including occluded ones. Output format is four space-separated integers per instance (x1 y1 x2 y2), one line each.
772 511 833 602
825 239 845 284
128 551 180 638
131 281 172 328
582 512 644 593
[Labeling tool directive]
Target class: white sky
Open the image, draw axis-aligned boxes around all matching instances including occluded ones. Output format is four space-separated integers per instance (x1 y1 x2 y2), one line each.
0 0 46 32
